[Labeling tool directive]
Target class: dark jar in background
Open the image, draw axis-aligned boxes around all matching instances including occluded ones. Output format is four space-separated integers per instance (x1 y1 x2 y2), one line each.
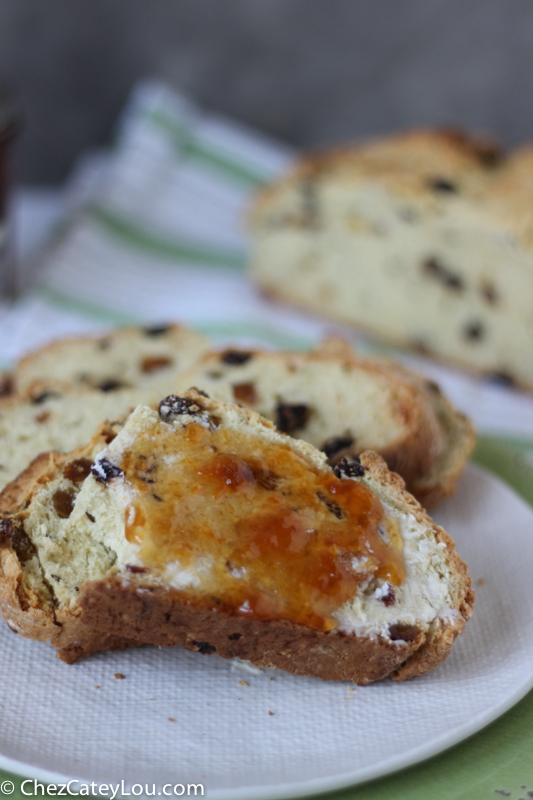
0 81 21 298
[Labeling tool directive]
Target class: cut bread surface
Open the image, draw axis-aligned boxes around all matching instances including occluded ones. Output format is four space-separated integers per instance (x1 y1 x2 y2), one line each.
0 323 209 492
5 323 209 396
179 339 474 506
250 129 533 390
0 391 473 682
0 426 143 663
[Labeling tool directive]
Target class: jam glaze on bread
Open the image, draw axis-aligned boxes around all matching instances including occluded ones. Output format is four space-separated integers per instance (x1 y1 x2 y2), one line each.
180 338 474 507
249 129 533 391
0 391 473 682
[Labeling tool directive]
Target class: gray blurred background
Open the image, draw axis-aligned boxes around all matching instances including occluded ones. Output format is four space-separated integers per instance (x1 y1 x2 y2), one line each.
2 0 533 185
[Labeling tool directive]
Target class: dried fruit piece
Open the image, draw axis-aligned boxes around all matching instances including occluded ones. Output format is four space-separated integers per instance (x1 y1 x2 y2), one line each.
91 458 124 484
422 257 464 291
52 489 76 519
428 177 458 193
191 640 216 654
321 435 354 460
388 623 420 642
376 583 396 606
0 374 14 398
96 379 127 393
333 457 365 479
233 382 257 404
464 321 484 341
63 458 93 483
159 395 202 421
144 324 170 337
140 356 172 374
0 519 35 563
221 351 253 366
32 390 61 405
275 402 310 433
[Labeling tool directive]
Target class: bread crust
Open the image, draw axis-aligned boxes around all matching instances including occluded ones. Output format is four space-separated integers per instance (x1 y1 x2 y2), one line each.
251 128 503 223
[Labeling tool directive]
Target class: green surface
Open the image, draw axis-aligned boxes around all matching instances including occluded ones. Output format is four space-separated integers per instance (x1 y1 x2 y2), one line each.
1 436 532 799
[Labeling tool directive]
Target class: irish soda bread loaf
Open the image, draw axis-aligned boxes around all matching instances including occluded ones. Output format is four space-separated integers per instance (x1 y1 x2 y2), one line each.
179 339 474 506
0 391 473 682
249 129 533 390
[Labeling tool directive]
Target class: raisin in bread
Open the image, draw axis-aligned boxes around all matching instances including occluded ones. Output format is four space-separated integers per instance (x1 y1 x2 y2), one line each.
0 391 473 682
2 323 209 397
179 339 474 506
249 129 533 390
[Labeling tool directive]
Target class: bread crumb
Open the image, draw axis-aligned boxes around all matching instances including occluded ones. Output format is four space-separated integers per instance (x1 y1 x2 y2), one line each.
114 673 125 679
348 687 355 691
238 680 249 686
93 685 100 689
477 578 485 586
268 711 275 716
168 717 175 722
270 677 275 681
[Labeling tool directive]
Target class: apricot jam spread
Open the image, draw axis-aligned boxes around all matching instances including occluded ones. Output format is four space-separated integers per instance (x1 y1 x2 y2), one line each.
122 421 405 631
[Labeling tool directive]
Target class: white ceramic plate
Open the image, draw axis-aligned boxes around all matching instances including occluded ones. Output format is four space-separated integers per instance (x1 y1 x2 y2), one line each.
1 464 533 800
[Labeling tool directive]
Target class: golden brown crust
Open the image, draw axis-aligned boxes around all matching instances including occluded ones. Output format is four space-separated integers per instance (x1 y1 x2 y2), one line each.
251 128 503 223
79 576 421 685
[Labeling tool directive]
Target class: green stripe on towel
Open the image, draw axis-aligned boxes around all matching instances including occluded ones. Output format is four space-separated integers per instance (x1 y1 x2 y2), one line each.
149 109 270 188
89 205 247 269
37 287 141 324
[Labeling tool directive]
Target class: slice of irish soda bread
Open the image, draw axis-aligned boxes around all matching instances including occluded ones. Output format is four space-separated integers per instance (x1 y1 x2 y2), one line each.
0 323 210 492
0 390 473 682
4 323 209 397
179 339 474 507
